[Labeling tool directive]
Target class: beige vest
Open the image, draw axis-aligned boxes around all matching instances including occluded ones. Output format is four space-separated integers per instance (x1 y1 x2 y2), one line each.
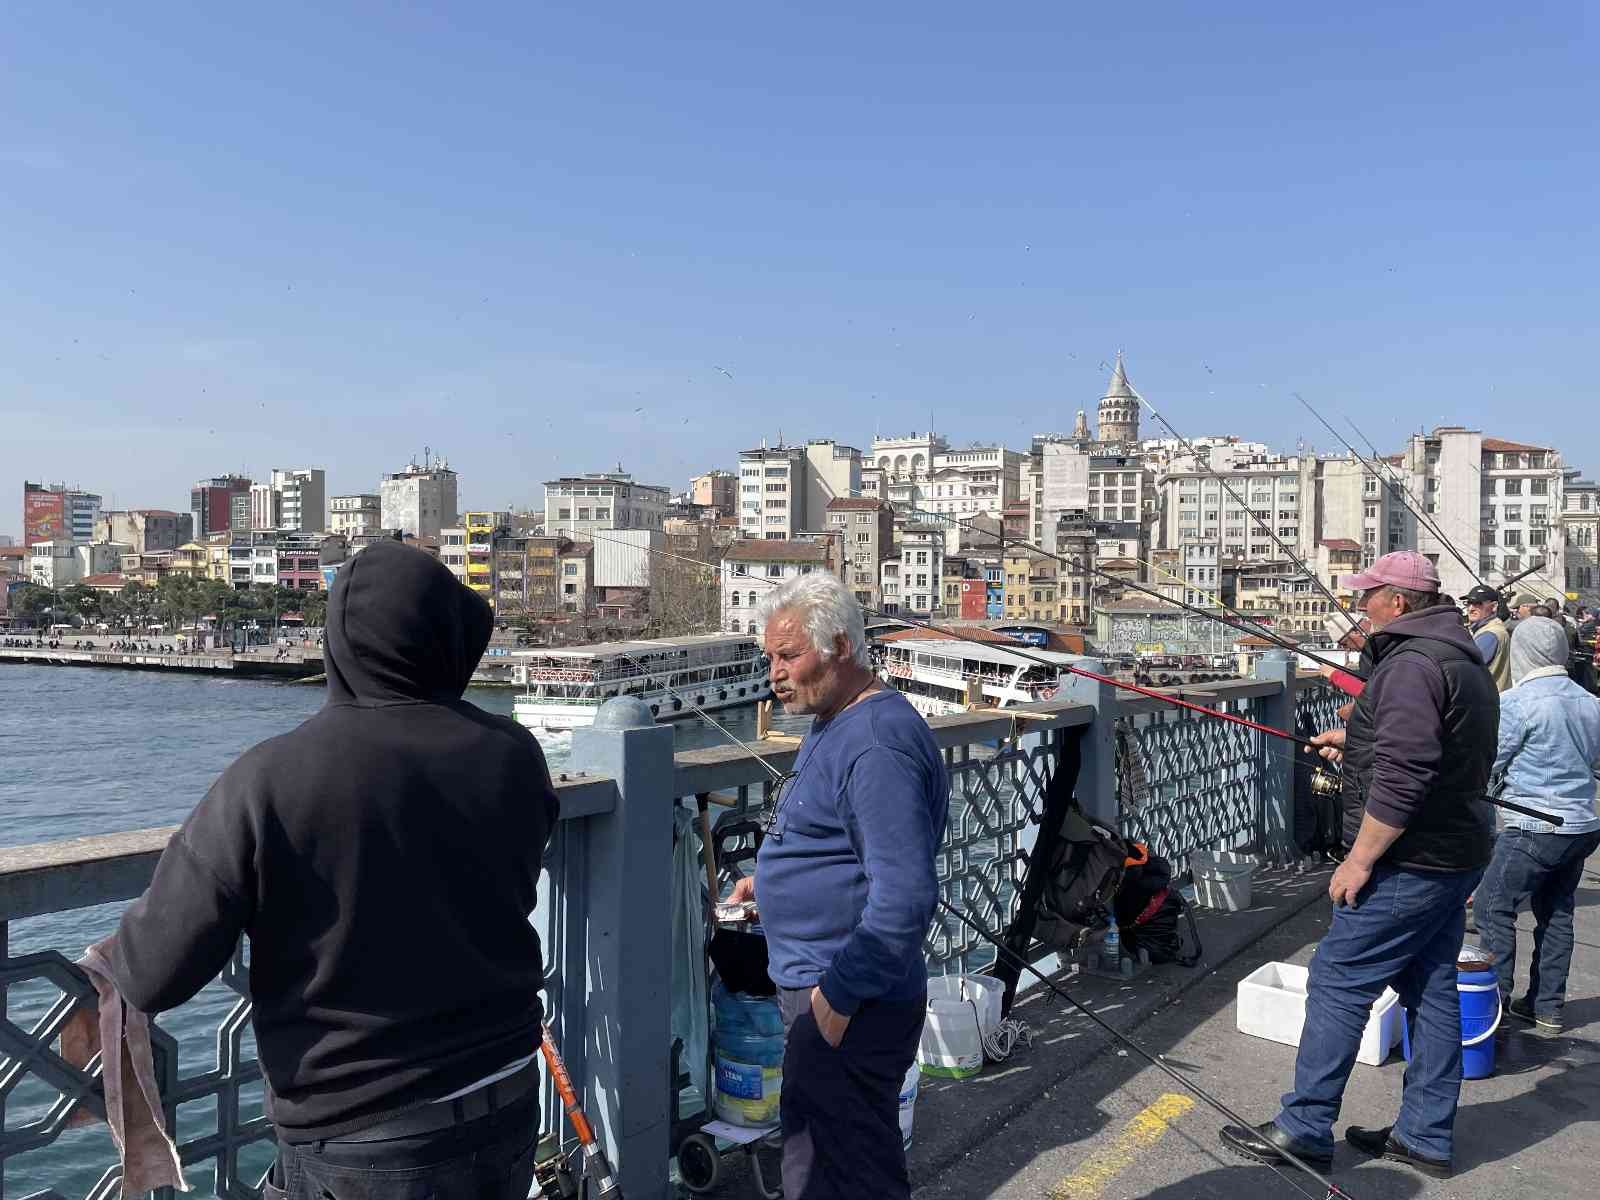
1477 616 1512 691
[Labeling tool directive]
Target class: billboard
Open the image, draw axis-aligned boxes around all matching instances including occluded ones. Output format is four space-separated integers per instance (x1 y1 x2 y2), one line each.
24 487 65 547
1041 443 1089 513
959 579 986 620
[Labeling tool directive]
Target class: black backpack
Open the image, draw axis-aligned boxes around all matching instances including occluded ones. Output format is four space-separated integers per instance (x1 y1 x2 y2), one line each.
1114 849 1201 968
1033 807 1132 952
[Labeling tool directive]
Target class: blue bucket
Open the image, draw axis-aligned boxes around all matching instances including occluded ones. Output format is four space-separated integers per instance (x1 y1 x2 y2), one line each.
1399 966 1502 1079
1458 968 1500 1079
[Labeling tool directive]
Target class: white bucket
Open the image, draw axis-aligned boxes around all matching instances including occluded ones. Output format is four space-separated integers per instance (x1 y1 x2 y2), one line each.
1192 850 1257 912
897 1061 919 1148
919 975 1001 1079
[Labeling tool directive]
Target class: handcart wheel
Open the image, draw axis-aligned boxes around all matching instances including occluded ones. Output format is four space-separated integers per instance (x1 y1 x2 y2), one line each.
678 1132 722 1193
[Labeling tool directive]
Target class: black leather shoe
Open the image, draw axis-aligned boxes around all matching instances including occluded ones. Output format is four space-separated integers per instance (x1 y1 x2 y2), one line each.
1219 1121 1334 1172
1345 1125 1451 1178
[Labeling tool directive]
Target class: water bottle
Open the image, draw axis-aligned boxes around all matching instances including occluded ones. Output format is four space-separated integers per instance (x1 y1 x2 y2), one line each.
1103 913 1121 963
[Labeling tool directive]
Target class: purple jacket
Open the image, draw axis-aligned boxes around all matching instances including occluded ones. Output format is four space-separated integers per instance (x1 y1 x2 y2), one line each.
1339 602 1498 870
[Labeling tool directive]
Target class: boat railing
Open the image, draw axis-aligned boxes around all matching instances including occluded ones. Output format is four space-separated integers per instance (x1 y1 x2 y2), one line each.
1 652 1328 1199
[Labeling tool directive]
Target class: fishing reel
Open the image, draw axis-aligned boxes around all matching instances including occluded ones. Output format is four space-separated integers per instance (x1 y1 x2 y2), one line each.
1308 765 1342 797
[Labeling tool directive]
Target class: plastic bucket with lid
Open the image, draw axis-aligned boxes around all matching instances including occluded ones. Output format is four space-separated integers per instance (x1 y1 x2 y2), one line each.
711 981 785 1126
1398 954 1502 1080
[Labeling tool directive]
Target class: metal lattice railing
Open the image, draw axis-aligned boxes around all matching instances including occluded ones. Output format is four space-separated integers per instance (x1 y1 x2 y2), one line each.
1114 694 1268 875
0 934 271 1200
926 733 1056 975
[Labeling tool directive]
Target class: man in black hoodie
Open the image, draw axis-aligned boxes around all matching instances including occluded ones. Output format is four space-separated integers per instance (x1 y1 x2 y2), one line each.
1222 552 1497 1181
105 539 560 1199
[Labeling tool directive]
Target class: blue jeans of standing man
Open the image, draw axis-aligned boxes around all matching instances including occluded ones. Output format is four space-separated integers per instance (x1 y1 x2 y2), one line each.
1476 827 1600 1019
1276 862 1482 1163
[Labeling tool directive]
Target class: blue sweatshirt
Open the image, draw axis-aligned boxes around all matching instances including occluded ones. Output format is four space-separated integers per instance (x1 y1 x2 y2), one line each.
755 688 949 1015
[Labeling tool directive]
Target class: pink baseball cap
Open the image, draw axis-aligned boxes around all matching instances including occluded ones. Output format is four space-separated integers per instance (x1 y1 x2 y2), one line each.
1339 550 1440 593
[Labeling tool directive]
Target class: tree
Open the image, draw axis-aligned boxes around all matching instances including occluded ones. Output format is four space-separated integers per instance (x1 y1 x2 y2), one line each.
640 553 720 639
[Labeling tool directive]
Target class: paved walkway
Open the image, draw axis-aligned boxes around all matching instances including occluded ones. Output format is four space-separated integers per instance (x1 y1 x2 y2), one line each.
918 852 1600 1200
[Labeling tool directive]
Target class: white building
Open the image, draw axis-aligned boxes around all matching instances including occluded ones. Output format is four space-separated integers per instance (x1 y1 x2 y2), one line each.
1562 477 1597 605
871 432 946 487
330 494 382 537
381 460 459 540
736 441 862 540
1398 429 1567 601
738 445 805 539
271 468 327 532
895 525 945 614
29 541 82 587
720 540 827 636
543 469 669 545
918 445 1026 519
249 483 282 531
1159 456 1306 561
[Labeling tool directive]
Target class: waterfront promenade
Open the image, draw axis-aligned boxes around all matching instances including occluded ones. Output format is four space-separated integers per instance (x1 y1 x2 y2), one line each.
0 645 323 679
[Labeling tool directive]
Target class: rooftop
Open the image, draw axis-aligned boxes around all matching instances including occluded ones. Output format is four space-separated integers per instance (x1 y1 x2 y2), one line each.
825 497 887 511
1320 538 1361 551
1482 436 1554 454
722 540 827 564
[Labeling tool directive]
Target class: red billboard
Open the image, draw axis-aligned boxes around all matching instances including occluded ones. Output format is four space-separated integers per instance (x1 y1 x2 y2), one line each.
24 487 65 547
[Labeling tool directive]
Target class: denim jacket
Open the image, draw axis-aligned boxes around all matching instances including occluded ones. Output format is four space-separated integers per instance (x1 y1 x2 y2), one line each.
1492 671 1600 835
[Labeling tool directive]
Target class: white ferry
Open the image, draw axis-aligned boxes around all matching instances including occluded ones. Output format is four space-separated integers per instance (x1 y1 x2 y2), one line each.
878 637 1081 719
512 633 771 732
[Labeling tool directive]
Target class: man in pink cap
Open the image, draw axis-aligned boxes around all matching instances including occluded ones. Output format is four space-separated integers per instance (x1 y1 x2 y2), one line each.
1223 551 1498 1180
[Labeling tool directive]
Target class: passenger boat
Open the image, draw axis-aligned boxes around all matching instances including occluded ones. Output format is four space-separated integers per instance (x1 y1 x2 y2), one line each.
878 636 1081 719
512 633 771 731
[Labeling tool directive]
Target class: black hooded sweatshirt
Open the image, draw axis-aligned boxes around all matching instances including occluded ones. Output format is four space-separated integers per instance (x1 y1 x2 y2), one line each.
106 539 560 1141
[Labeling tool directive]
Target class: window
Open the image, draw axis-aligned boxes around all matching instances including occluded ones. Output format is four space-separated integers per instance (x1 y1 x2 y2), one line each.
1503 529 1522 547
767 565 782 577
747 591 757 606
577 508 591 520
1530 478 1549 495
557 508 571 520
594 508 610 520
1530 529 1547 547
732 563 748 576
564 583 576 595
1504 505 1522 522
1503 555 1521 573
1529 453 1546 469
1503 479 1522 496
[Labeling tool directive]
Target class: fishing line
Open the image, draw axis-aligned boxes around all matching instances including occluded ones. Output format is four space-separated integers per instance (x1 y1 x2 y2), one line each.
1295 396 1486 590
953 520 1358 677
1135 390 1365 638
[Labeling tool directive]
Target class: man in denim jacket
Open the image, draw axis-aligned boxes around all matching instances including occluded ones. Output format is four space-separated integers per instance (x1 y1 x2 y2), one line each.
1475 616 1600 1036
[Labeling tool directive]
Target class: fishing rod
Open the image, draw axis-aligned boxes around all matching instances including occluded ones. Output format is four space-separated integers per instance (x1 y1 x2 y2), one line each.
1296 397 1486 591
1135 391 1365 638
956 521 1359 677
937 898 1353 1200
540 1023 622 1197
570 527 1565 823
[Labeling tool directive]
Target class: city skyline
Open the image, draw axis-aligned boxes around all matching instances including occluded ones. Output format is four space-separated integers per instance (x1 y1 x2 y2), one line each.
5 4 1596 526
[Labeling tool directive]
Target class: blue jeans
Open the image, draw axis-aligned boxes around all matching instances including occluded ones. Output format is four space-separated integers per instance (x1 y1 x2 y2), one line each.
267 1089 539 1200
1276 862 1482 1162
1476 827 1600 1018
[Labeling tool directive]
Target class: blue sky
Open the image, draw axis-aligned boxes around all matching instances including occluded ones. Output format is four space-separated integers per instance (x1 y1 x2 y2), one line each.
3 2 1595 528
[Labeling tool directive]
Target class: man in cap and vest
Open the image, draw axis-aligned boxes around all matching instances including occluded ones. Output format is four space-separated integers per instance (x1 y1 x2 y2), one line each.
1463 584 1512 691
1221 551 1498 1180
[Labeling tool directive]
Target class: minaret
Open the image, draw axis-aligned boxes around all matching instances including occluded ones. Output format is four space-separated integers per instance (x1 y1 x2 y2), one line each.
1096 351 1140 445
1070 409 1091 442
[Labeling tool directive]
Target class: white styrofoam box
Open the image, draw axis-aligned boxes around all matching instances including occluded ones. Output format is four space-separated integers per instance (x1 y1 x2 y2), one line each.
1236 961 1400 1067
1192 850 1257 912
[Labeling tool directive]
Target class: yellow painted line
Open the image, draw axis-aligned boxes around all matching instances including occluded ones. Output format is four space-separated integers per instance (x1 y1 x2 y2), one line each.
1049 1092 1196 1199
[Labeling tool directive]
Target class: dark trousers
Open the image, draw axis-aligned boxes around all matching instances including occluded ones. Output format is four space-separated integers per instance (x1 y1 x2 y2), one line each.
1276 862 1482 1162
266 1089 539 1200
1476 826 1600 1018
777 985 925 1200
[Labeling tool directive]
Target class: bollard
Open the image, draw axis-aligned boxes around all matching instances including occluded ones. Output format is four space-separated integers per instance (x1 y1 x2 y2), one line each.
1252 650 1298 868
569 697 676 1200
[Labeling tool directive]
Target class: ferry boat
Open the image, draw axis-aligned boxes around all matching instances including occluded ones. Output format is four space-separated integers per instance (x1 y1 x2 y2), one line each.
512 633 771 731
878 637 1082 719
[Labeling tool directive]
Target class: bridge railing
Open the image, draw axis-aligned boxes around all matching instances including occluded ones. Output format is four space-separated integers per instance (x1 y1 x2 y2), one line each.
1 652 1328 1200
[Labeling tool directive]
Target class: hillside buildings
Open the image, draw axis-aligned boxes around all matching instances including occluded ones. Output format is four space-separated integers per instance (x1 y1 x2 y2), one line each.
23 482 102 547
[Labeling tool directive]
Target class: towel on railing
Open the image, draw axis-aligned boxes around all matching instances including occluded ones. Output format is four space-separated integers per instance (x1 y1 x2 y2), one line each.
61 938 190 1196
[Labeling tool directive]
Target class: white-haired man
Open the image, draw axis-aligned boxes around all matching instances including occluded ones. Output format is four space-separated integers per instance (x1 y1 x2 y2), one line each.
728 573 947 1200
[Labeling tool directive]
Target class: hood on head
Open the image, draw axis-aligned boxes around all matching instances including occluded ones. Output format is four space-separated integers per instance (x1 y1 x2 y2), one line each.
1509 616 1569 685
324 538 493 705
